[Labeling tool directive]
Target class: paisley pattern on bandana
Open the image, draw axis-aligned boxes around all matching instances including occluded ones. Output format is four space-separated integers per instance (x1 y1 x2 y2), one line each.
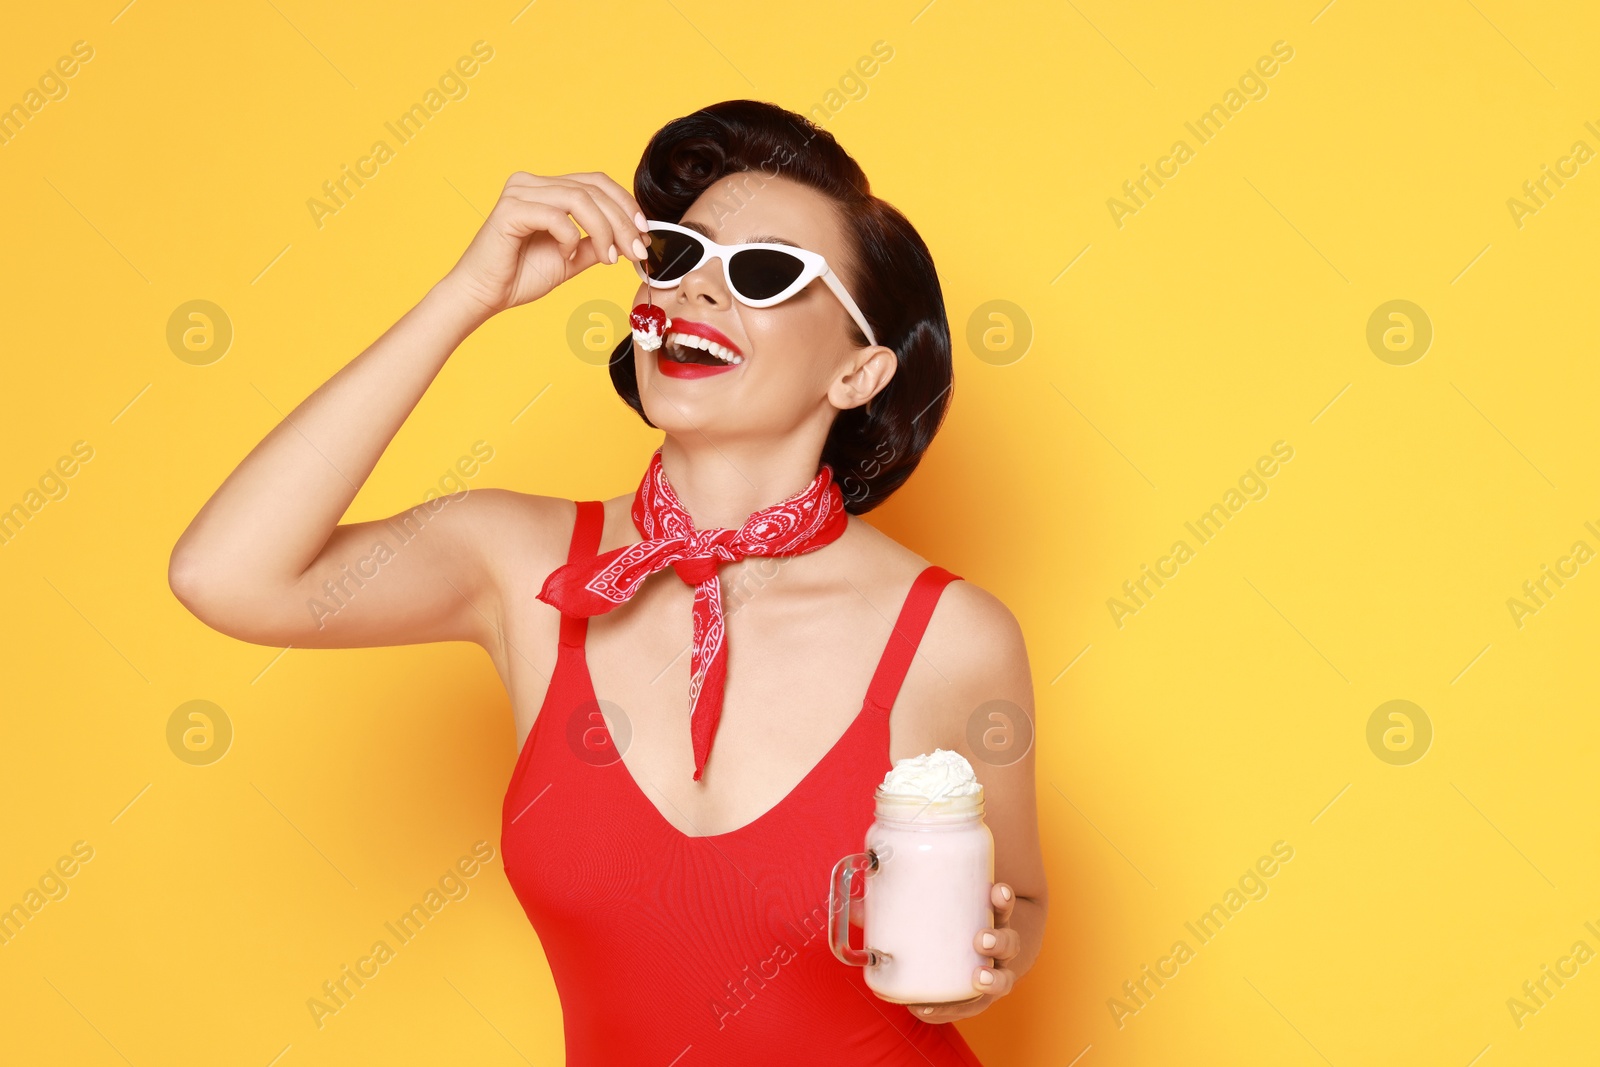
535 447 848 780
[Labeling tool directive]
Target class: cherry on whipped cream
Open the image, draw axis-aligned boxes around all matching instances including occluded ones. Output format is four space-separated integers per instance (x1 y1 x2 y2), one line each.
630 303 670 351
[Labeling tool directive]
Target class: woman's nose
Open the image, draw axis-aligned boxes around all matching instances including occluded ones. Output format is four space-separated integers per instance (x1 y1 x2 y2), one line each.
678 261 731 307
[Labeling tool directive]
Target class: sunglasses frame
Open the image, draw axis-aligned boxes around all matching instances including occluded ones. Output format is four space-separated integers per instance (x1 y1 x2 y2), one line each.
632 220 878 347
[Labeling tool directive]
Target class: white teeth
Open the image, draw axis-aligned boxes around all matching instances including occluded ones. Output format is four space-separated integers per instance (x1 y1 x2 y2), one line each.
666 331 742 364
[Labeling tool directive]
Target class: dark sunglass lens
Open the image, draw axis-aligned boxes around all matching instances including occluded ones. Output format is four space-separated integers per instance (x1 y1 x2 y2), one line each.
646 231 702 281
728 248 806 300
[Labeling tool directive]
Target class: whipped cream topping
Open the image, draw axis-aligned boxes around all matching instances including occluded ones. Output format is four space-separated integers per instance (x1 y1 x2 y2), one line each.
878 747 982 801
632 320 666 351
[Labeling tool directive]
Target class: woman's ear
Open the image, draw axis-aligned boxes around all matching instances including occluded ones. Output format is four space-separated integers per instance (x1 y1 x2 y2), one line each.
831 344 897 412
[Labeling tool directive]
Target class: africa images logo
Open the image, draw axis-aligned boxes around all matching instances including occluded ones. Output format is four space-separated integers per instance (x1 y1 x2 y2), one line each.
1106 41 1296 229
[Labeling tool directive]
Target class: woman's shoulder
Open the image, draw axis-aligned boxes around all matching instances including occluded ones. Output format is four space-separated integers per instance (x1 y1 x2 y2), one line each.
447 487 584 586
849 518 1033 746
848 516 1024 650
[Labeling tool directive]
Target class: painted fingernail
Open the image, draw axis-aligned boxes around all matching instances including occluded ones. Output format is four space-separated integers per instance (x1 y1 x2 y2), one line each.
635 211 648 229
978 970 994 986
607 243 618 264
1000 885 1012 901
632 237 648 260
980 932 996 950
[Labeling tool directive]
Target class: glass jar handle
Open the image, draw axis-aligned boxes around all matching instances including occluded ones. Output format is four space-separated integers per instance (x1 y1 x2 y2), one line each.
828 850 889 967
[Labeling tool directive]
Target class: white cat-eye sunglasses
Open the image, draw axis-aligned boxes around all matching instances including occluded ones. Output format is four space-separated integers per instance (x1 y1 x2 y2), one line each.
632 220 877 346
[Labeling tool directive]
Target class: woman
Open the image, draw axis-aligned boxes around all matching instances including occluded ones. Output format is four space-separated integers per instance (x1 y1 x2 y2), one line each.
170 99 1047 1064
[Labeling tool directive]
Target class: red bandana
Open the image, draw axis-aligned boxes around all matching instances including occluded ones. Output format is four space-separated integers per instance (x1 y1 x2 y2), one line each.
536 448 849 780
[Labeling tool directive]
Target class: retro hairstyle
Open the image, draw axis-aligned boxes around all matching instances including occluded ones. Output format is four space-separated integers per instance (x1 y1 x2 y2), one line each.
607 99 952 514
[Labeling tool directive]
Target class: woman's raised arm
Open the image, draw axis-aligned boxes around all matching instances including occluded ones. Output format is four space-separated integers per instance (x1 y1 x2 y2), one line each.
167 171 650 650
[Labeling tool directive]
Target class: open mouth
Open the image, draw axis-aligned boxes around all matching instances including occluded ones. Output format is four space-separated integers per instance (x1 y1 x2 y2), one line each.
661 330 744 366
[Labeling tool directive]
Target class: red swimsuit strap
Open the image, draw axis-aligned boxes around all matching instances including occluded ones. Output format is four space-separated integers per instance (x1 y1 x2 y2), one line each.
864 565 963 715
557 500 607 648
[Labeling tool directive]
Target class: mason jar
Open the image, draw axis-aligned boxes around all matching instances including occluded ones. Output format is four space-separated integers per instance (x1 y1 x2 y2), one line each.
829 787 994 1004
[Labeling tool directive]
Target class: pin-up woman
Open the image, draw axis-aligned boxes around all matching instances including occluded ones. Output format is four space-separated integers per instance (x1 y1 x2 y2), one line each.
170 99 1047 1064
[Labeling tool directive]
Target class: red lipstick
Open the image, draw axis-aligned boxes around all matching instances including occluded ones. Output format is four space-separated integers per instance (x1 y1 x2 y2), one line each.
656 352 738 379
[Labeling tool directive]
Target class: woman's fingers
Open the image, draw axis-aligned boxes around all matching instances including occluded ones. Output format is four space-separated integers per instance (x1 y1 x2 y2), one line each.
909 993 992 1022
498 179 618 265
904 968 1017 1019
974 964 1016 997
512 181 624 265
494 197 598 279
975 925 1022 961
990 882 1016 926
492 192 580 263
568 170 650 254
569 170 644 223
492 196 581 251
562 179 640 263
519 174 644 264
443 170 642 317
503 169 646 260
897 889 1024 1022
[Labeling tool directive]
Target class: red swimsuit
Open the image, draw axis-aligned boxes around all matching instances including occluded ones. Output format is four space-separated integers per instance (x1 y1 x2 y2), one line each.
501 500 986 1066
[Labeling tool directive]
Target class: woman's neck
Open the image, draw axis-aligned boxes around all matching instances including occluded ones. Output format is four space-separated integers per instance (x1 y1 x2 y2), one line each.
657 436 826 530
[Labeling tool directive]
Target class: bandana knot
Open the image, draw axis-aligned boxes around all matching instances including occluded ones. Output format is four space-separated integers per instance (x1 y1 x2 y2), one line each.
671 555 721 586
535 448 848 780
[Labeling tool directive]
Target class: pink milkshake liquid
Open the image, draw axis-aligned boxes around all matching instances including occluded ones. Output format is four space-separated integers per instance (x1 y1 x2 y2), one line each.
830 750 995 1004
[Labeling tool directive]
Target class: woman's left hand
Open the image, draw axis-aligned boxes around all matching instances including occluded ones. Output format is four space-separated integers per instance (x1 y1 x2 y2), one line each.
905 882 1020 1022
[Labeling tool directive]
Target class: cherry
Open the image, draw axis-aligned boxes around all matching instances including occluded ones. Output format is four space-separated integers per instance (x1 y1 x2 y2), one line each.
630 303 670 352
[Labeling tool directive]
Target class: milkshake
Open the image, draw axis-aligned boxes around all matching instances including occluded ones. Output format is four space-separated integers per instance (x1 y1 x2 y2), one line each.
829 748 995 1004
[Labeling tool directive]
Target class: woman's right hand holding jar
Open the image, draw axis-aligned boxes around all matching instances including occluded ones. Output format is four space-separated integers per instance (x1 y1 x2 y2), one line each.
908 881 1023 1022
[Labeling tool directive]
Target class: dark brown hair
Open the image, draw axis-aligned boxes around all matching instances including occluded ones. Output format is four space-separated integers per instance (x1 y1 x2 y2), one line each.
608 99 952 514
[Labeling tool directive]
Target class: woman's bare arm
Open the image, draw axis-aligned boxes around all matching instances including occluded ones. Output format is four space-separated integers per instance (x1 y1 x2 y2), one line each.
168 171 651 650
169 279 502 648
911 582 1050 1021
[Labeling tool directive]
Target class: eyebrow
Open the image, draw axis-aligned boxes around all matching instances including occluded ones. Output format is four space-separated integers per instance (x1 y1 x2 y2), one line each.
679 219 800 248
